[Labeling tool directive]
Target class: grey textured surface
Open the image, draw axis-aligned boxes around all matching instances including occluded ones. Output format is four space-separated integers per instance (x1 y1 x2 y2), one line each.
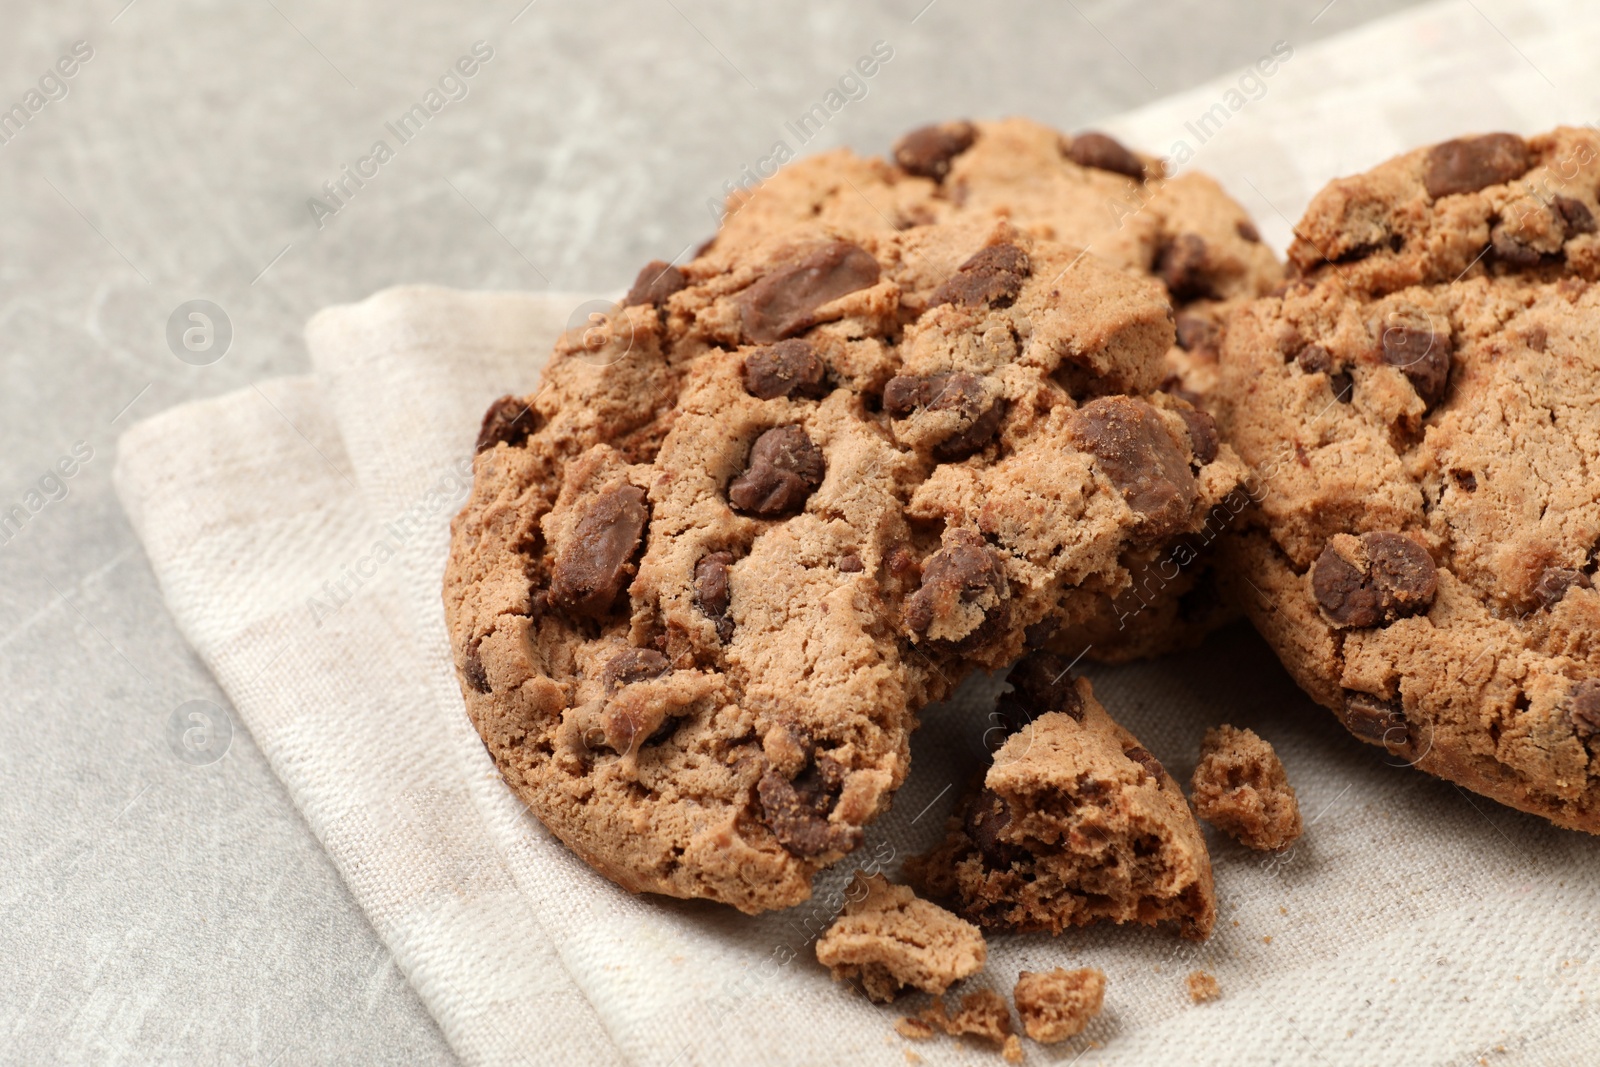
0 1 1418 1062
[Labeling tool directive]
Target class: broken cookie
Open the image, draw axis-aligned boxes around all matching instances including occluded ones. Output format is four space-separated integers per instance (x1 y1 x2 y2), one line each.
815 872 987 1003
907 654 1216 939
446 207 1249 913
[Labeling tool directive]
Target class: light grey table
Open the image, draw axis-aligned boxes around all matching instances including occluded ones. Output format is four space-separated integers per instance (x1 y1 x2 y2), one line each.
0 1 1419 1062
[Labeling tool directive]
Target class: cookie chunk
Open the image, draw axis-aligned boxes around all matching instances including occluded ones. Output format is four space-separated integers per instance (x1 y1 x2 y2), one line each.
1190 725 1303 851
1013 968 1106 1043
1217 128 1600 834
815 872 986 1003
715 117 1281 661
906 656 1216 938
446 204 1253 912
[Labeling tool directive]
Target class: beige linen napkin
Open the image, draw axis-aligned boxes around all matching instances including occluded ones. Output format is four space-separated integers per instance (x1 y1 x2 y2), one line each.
115 2 1600 1063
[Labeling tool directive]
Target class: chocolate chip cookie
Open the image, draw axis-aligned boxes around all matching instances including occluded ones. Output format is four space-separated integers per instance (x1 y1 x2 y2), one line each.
906 653 1216 938
1217 128 1600 832
446 206 1248 912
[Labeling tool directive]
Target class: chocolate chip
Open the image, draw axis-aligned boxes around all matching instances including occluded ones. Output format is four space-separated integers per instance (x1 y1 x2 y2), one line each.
739 241 881 344
989 697 1035 741
1023 618 1058 649
1123 745 1166 782
463 645 490 693
960 790 1024 870
1491 225 1542 265
1493 196 1596 263
1334 234 1406 264
1064 131 1144 180
549 484 649 617
1067 396 1199 538
1157 234 1215 302
1172 400 1220 466
475 395 540 453
1535 567 1590 609
1006 651 1084 721
1524 325 1549 352
1174 312 1221 355
1342 691 1410 748
1177 567 1224 625
623 259 687 308
756 763 861 857
963 787 1021 868
1312 532 1438 628
728 425 825 516
1296 344 1334 375
1381 324 1452 409
1423 133 1530 198
930 243 1031 309
903 529 1008 645
1556 195 1597 235
1236 219 1262 243
838 553 864 573
602 648 671 692
1329 370 1355 403
883 371 1006 460
893 120 977 180
742 339 828 400
1569 680 1600 739
1450 468 1478 493
694 551 735 641
1491 222 1546 266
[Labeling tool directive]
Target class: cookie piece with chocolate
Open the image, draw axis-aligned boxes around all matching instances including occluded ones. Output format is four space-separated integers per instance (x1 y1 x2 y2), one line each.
1217 128 1600 834
907 667 1215 939
1289 127 1600 296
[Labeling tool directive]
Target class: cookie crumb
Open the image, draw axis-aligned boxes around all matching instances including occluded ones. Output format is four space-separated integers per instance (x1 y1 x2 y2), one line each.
904 1051 923 1065
898 991 1014 1053
1002 1034 1024 1063
1014 967 1106 1043
946 990 1013 1045
816 872 987 1002
1263 935 1273 944
1190 725 1303 851
1186 970 1221 1003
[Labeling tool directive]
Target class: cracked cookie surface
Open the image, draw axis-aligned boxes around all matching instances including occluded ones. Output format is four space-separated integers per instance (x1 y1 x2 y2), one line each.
713 116 1283 660
1218 128 1600 832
